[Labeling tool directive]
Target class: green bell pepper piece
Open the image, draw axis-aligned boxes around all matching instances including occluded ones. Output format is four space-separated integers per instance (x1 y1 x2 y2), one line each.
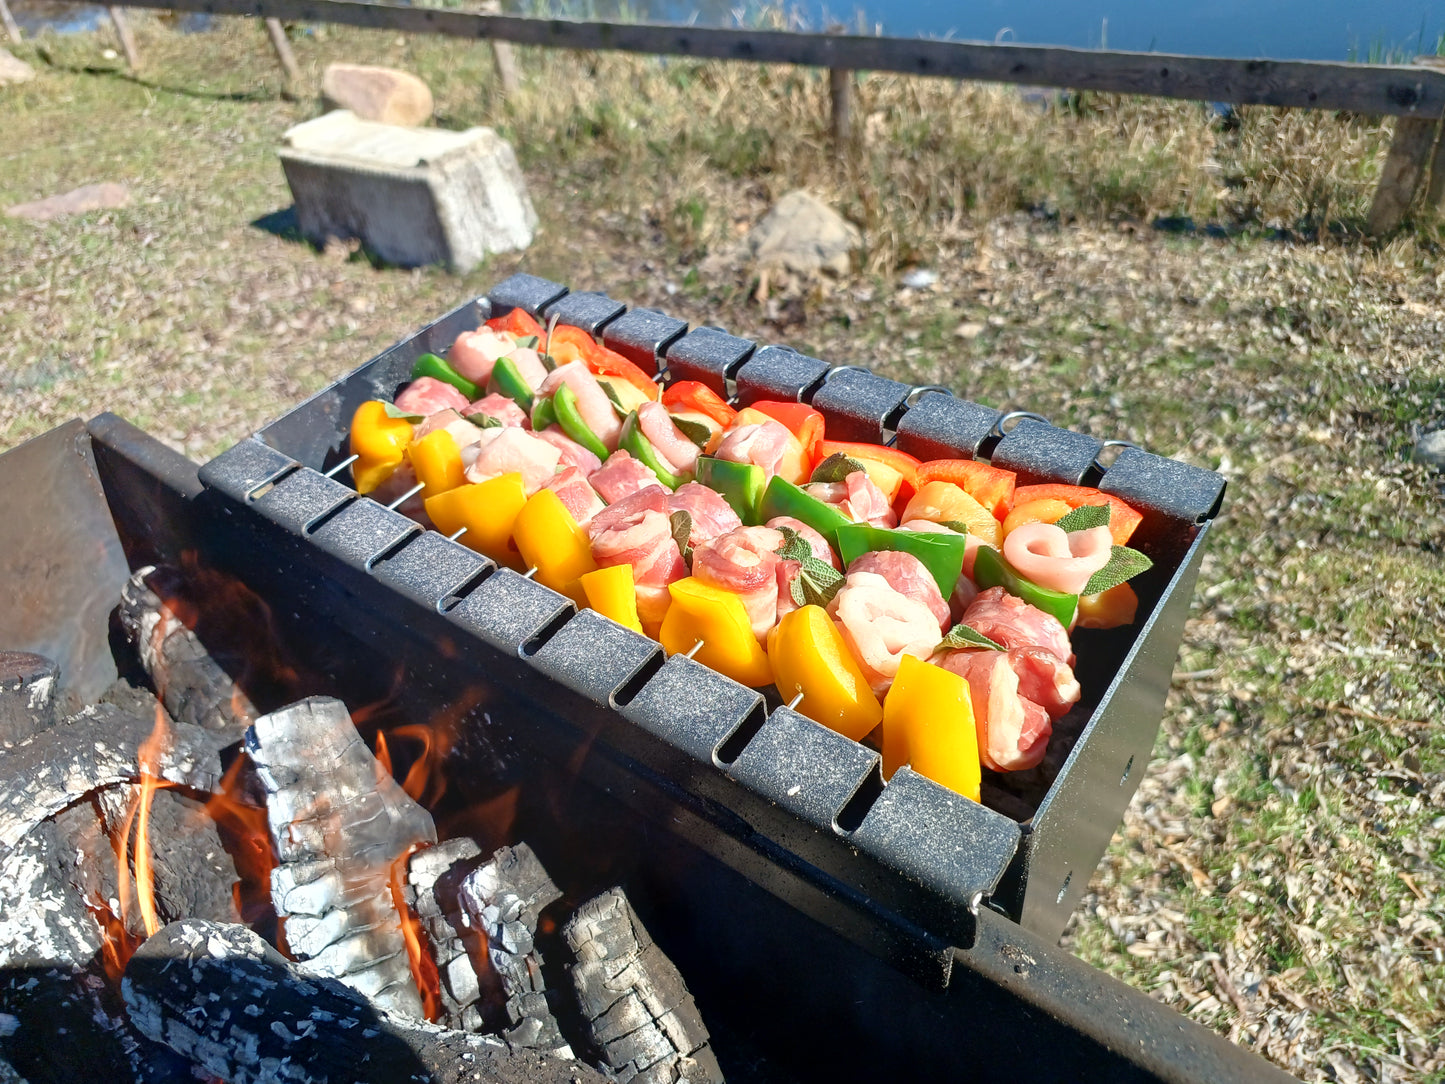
411 353 479 401
618 411 684 489
553 384 611 461
758 476 853 551
489 356 534 414
531 395 557 433
834 523 967 599
972 544 1079 627
695 457 766 525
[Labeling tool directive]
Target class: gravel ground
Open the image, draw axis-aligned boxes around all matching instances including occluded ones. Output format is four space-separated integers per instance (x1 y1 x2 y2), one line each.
2 18 1444 1082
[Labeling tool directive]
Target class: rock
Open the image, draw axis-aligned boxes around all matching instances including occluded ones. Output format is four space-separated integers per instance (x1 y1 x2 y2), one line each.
279 110 536 273
901 268 937 289
0 48 35 86
954 321 986 340
4 183 130 222
322 64 434 126
747 190 860 277
1412 428 1445 470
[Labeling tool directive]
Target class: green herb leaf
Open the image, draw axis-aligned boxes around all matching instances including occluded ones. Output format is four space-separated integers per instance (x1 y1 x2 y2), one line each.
513 335 540 350
669 509 694 567
1055 503 1111 533
776 527 844 608
598 379 631 419
381 402 425 421
939 520 971 535
810 452 870 485
938 623 1005 652
1082 545 1153 596
774 526 815 563
539 352 558 372
672 415 713 449
465 412 504 429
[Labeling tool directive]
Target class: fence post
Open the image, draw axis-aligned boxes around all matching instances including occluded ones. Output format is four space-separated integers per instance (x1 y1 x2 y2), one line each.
829 66 852 154
1 0 21 45
1365 58 1445 236
264 17 301 94
480 1 519 97
107 6 140 70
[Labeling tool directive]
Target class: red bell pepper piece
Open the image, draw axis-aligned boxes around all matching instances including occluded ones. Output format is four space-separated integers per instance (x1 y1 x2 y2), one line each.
485 308 544 339
815 439 921 507
1010 484 1143 545
548 325 660 401
662 381 737 428
750 401 825 469
915 459 1016 521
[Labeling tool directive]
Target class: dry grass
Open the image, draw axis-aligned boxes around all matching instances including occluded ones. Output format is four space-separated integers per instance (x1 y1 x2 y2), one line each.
2 16 1445 1083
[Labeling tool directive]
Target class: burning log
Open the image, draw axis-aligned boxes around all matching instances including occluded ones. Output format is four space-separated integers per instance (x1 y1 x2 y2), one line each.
405 838 491 1033
0 703 224 852
117 566 257 735
121 919 609 1084
456 844 572 1056
563 889 723 1084
0 651 58 746
245 696 436 1018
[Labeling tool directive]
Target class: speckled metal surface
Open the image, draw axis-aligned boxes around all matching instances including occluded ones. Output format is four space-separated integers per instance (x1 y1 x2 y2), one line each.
445 569 575 656
539 290 626 336
726 708 879 831
661 326 755 396
809 368 912 443
306 494 419 569
990 418 1104 486
528 609 663 703
485 271 568 317
602 307 688 376
250 467 354 534
891 392 1004 460
370 530 491 609
618 655 763 765
196 437 297 502
733 345 830 405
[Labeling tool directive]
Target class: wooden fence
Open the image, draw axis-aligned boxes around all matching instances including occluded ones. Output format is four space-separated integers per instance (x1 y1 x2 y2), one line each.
6 0 1445 233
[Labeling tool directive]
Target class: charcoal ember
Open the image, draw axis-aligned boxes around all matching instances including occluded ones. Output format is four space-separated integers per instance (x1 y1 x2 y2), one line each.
563 889 722 1084
456 844 571 1056
246 697 436 1018
0 1051 25 1083
117 566 257 735
0 653 58 747
121 919 608 1084
0 811 106 970
0 704 224 852
404 839 492 1033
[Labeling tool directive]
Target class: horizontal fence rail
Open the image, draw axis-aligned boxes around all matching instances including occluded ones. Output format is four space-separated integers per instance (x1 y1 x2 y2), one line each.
101 0 1445 118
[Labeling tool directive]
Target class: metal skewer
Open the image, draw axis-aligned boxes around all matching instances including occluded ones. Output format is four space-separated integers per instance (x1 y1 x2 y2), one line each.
522 566 539 580
384 481 426 510
324 453 359 479
785 691 805 711
447 527 468 542
683 640 705 659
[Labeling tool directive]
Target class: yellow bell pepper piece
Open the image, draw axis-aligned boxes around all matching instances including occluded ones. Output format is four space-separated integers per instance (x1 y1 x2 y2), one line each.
408 429 466 497
349 400 414 495
424 473 527 569
767 605 882 741
659 578 773 688
579 565 644 633
512 488 597 605
881 654 981 802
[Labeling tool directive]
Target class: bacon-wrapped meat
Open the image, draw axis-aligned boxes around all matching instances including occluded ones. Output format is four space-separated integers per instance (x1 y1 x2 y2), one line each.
693 526 785 641
934 649 1053 772
588 451 664 505
395 376 470 416
539 361 622 451
638 400 701 477
960 587 1073 665
534 426 603 476
412 408 486 450
545 466 606 528
463 428 561 494
764 516 840 568
827 571 941 698
669 482 742 546
448 327 518 385
466 393 528 428
805 471 897 528
588 487 688 630
845 551 949 634
714 419 798 480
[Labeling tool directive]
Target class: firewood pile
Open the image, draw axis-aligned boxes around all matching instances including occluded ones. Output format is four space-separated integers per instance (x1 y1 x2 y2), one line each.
0 566 722 1084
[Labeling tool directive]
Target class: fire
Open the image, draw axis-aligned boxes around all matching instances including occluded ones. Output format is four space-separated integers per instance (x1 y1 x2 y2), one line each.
389 844 442 1022
133 706 169 938
102 705 173 976
203 754 279 929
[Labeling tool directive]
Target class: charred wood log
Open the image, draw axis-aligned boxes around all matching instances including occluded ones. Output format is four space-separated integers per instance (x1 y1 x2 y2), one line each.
245 697 436 1018
121 919 608 1084
0 808 107 970
0 704 225 852
457 844 571 1056
563 889 723 1084
0 653 57 747
117 566 257 736
404 839 492 1033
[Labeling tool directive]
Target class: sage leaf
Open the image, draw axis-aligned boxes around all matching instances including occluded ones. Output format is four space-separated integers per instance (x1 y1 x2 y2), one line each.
938 623 1005 652
672 416 713 449
465 412 504 429
810 452 869 485
381 401 426 422
1054 503 1111 533
1082 546 1153 596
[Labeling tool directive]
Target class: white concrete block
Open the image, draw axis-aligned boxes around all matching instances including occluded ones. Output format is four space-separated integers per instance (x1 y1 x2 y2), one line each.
279 110 537 273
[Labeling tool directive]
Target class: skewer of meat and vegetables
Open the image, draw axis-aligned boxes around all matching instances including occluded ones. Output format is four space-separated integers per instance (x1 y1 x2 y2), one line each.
347 310 1154 807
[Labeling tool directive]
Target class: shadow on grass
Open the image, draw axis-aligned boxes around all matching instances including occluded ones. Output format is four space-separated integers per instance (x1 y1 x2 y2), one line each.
251 206 303 242
33 51 282 103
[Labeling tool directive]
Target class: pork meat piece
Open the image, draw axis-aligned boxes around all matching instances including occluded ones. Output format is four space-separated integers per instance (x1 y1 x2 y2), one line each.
463 428 562 494
539 361 623 451
545 467 606 528
693 526 785 641
589 451 664 505
961 587 1073 665
827 571 942 698
394 377 470 416
670 482 742 546
846 550 949 633
935 649 1053 772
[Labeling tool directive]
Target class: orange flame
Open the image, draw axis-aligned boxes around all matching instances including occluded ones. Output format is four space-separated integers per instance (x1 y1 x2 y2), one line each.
203 754 279 928
389 844 442 1022
132 705 169 938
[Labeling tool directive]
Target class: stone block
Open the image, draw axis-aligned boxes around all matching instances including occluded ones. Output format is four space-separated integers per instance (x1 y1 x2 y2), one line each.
279 110 537 273
321 63 433 126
